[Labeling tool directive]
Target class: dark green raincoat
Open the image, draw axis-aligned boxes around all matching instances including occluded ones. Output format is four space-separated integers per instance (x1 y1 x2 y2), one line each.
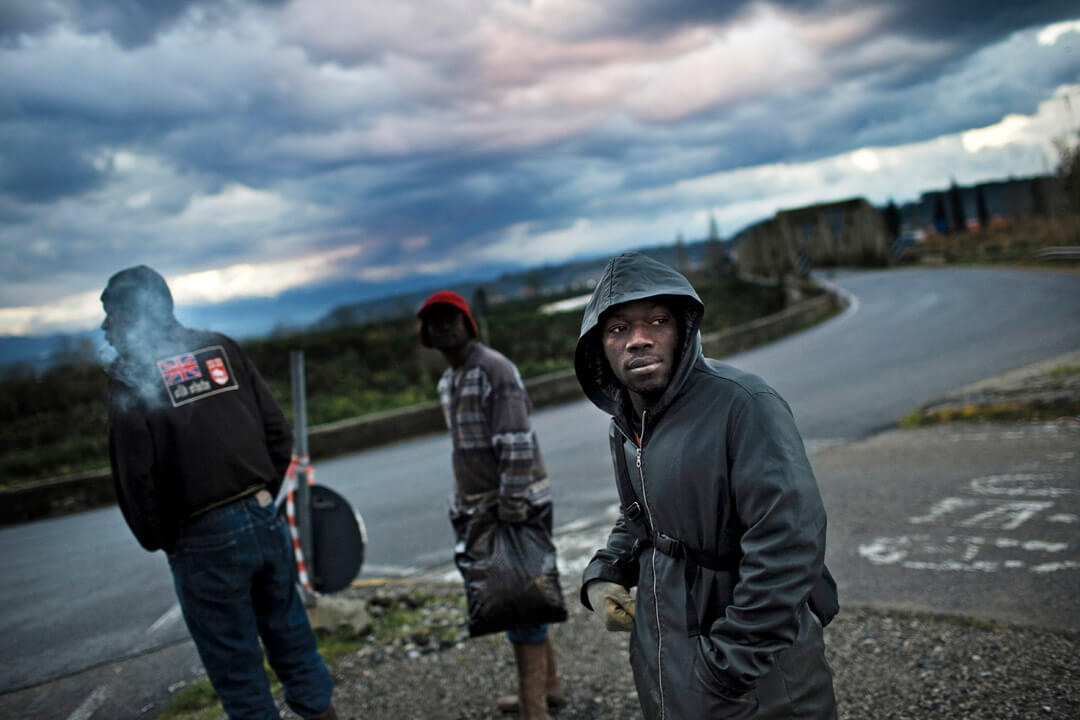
576 252 837 719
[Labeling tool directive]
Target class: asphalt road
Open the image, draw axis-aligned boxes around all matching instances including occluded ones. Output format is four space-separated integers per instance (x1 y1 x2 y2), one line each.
1 266 1078 701
815 420 1080 634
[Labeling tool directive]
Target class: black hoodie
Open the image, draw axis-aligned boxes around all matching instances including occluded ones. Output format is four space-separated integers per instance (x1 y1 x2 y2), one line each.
107 327 292 553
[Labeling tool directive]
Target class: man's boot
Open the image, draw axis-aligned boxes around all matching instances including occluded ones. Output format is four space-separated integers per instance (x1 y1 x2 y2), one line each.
497 639 564 714
543 639 564 707
516 642 550 720
306 703 338 720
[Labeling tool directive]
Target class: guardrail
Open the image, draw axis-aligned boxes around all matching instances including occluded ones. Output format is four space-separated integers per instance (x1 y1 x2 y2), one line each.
1036 246 1080 261
0 287 846 526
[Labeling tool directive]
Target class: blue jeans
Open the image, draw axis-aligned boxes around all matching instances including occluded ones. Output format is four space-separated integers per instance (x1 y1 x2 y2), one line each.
507 623 548 645
168 494 333 720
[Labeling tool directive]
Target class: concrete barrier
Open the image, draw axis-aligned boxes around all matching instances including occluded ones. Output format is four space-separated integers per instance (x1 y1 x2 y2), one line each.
1 288 844 526
0 468 114 525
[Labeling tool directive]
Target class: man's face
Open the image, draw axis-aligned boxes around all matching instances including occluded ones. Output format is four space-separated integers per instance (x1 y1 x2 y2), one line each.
101 307 140 355
422 304 471 352
600 299 680 407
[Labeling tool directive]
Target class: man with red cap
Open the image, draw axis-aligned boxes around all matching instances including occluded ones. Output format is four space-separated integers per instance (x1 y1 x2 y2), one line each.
417 290 563 720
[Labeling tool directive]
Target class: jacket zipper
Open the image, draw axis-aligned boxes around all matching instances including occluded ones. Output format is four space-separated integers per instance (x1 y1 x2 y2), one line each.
636 409 665 720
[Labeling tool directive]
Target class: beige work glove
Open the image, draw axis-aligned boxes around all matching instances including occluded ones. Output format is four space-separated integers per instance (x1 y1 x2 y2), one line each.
585 580 635 632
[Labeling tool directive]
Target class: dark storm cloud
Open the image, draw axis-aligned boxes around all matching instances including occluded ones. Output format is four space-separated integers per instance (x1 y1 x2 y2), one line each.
547 0 821 41
597 0 1077 47
880 0 1079 44
1 0 1078 334
0 121 106 202
333 152 569 249
0 1 57 43
0 0 289 48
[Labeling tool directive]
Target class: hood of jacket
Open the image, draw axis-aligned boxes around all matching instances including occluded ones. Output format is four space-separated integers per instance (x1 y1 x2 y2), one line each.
574 252 704 421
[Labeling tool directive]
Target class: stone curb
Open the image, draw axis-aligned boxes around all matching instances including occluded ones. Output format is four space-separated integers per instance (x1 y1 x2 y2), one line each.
1 288 846 526
911 348 1080 421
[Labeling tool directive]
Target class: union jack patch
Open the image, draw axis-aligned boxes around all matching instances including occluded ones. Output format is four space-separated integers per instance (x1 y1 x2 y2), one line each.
157 353 202 386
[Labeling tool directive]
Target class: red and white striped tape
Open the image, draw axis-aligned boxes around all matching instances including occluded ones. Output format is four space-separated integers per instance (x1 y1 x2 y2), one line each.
282 454 317 595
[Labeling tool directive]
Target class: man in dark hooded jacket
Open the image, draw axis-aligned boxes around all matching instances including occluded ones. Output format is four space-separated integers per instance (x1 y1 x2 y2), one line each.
102 266 336 720
576 252 837 719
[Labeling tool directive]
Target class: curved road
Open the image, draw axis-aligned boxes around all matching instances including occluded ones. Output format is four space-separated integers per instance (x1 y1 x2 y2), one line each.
1 266 1078 695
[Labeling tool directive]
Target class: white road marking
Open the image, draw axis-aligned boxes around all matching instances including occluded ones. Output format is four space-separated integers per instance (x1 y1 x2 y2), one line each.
147 604 182 634
361 564 422 578
816 279 860 323
970 474 1071 498
1032 561 1080 573
1021 541 1068 552
909 497 1054 529
1049 514 1079 524
909 498 979 524
66 686 109 720
958 501 1053 530
858 534 1075 572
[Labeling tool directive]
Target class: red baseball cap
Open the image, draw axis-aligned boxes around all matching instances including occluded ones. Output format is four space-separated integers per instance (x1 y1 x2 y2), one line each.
417 290 479 347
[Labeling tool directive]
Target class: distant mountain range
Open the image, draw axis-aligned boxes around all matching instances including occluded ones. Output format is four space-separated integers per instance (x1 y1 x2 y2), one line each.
0 239 721 372
308 240 717 330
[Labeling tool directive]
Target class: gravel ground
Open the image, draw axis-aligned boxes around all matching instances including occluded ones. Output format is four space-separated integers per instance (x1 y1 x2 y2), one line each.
266 579 1080 720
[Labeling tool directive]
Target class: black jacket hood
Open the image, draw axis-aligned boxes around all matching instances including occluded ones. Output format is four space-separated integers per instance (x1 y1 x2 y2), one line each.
574 252 703 419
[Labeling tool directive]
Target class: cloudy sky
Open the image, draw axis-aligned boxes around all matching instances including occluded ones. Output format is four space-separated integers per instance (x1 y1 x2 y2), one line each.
2 0 1078 338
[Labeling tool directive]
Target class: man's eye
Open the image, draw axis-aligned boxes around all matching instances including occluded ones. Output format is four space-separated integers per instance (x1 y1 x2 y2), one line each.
652 317 668 325
607 325 625 334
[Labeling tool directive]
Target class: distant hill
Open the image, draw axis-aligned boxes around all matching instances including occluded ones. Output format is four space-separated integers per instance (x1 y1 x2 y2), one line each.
0 237 730 371
311 238 725 330
0 330 105 375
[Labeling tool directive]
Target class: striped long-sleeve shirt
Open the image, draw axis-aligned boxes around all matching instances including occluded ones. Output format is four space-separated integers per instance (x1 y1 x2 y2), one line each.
437 342 549 505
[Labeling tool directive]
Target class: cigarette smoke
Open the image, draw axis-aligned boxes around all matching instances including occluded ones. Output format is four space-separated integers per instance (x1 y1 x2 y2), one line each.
103 282 185 414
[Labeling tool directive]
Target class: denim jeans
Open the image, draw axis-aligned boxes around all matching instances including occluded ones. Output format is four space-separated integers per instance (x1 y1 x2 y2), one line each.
506 623 549 645
168 493 333 720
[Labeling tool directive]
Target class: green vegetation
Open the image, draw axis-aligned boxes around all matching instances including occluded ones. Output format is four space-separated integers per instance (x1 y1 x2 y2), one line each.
1 271 788 488
159 588 466 720
901 399 1079 428
1044 365 1080 382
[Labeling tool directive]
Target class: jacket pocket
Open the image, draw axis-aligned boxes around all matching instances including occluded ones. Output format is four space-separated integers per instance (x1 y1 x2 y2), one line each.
775 604 834 710
692 638 759 717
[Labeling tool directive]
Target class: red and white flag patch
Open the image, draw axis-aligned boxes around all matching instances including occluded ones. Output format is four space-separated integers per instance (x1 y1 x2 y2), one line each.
207 357 230 385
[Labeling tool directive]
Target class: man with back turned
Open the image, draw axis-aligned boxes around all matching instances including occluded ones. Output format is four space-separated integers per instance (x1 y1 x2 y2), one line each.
102 265 336 720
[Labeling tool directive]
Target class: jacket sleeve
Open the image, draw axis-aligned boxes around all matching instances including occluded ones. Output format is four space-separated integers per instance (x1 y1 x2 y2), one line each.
108 384 173 552
698 390 828 694
484 366 539 504
580 510 641 608
246 355 293 495
580 421 642 606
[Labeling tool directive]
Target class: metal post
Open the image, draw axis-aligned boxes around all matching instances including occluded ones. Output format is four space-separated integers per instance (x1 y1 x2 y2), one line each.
290 351 314 598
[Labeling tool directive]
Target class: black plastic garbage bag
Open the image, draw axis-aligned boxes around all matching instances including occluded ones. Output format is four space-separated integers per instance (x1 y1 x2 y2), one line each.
451 499 568 637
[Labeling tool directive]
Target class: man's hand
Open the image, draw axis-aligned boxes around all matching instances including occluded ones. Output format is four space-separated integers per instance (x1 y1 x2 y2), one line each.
585 581 635 631
497 497 529 523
